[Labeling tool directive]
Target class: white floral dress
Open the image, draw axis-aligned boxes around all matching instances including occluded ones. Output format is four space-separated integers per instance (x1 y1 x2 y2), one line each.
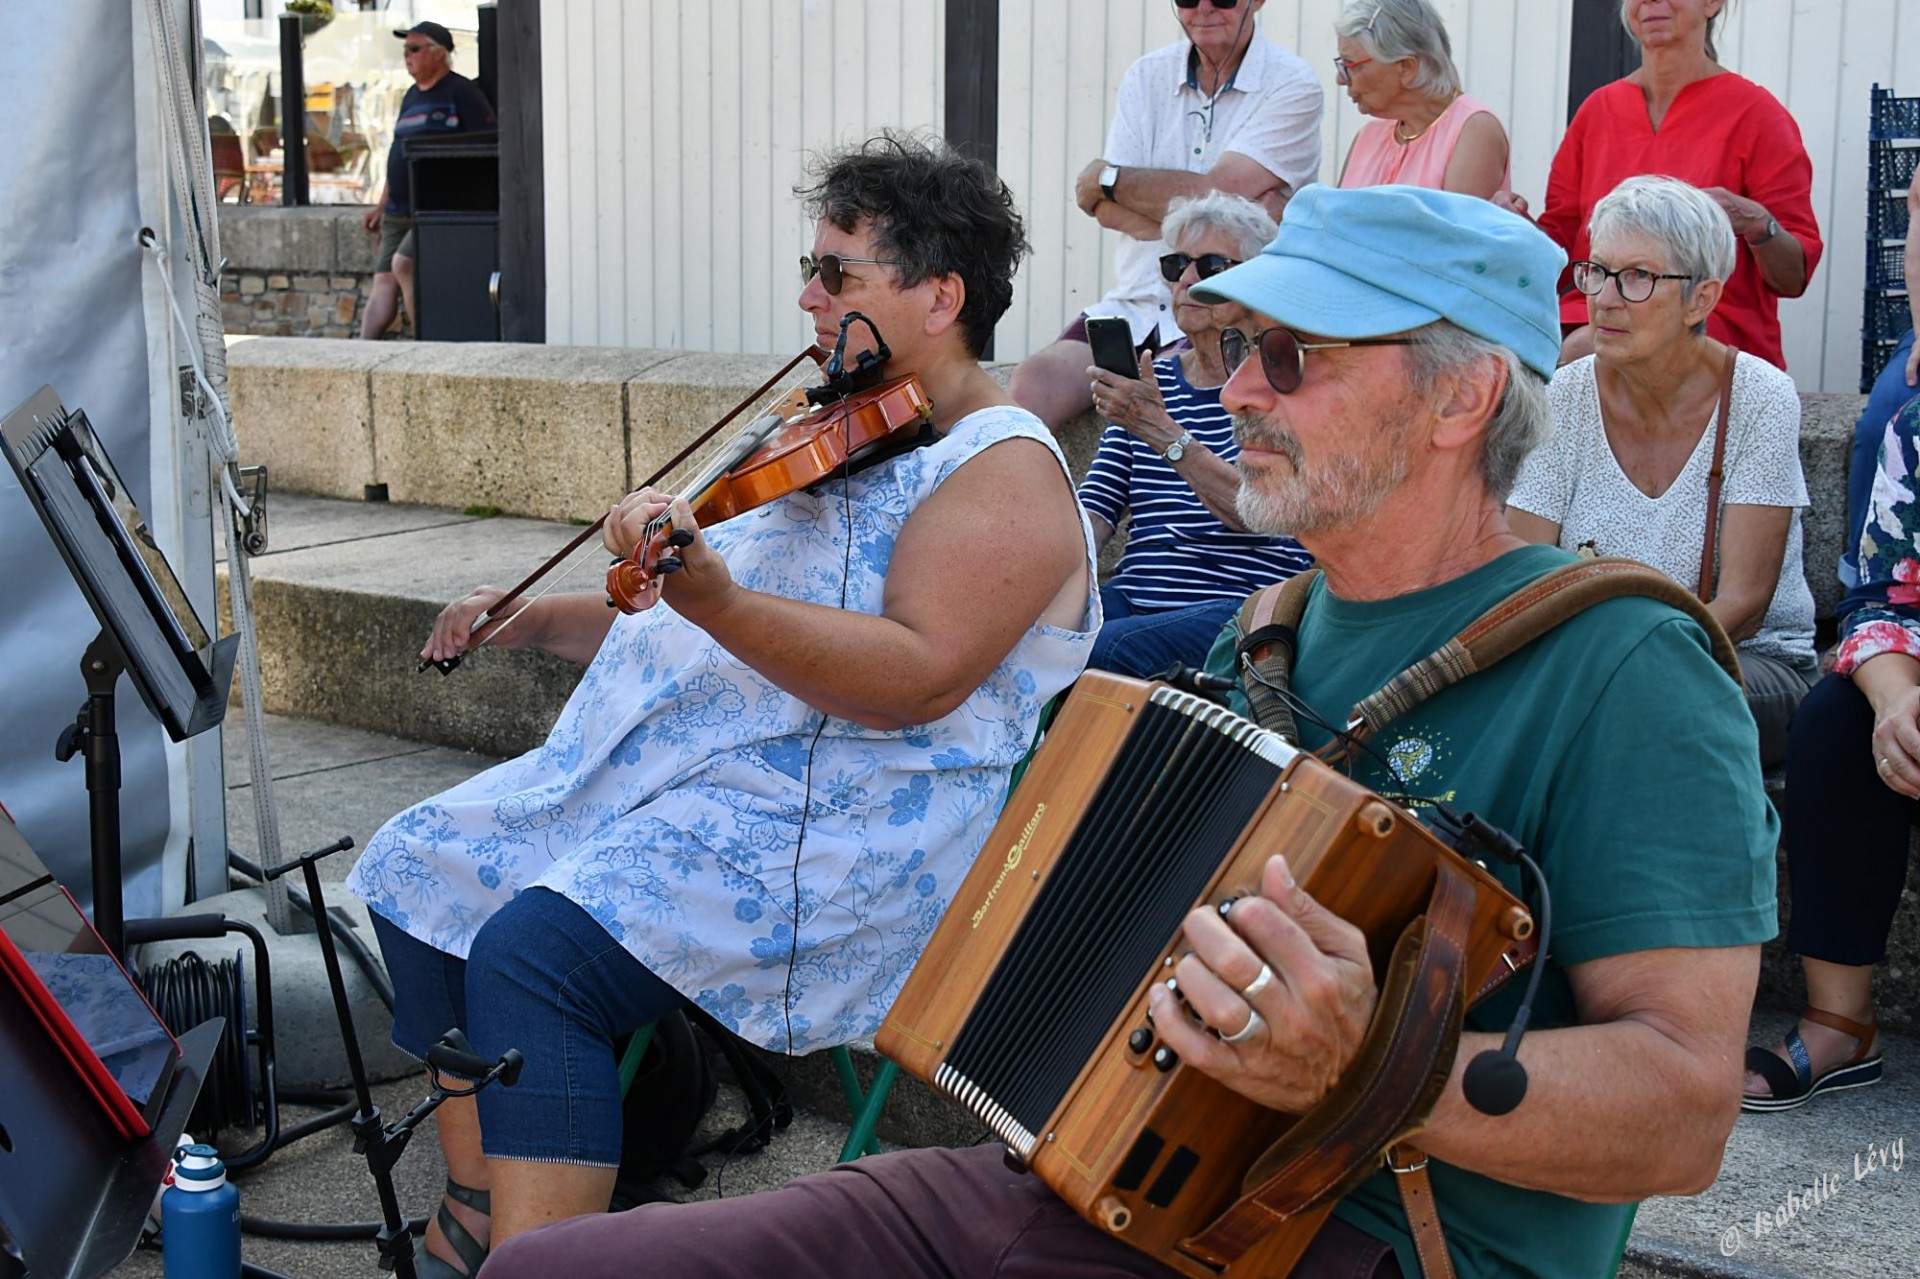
346 406 1098 1051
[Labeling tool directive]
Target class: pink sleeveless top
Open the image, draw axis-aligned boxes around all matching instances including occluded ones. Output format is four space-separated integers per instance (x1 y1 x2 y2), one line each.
1338 93 1511 198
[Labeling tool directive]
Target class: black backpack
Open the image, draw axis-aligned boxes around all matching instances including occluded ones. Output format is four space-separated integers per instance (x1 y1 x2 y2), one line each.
611 1007 793 1207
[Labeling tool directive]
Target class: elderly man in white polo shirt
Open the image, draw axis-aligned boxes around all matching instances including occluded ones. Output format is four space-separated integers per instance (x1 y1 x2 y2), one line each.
1010 0 1322 429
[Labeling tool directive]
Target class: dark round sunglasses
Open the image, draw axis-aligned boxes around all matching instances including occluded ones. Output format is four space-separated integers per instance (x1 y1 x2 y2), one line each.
1220 326 1418 394
1159 252 1239 284
800 252 907 296
1174 0 1240 8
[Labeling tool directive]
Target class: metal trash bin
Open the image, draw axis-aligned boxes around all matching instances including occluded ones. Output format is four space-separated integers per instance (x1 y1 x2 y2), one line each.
408 133 500 342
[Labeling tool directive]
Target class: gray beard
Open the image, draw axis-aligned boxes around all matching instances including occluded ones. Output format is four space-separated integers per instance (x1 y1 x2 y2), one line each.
1232 411 1413 537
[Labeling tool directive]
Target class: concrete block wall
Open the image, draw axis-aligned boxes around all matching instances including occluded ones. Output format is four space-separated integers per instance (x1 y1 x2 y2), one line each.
226 339 1115 523
218 206 379 338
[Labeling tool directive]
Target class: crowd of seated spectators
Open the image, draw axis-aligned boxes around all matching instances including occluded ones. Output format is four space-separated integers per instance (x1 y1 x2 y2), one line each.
1019 0 1920 1117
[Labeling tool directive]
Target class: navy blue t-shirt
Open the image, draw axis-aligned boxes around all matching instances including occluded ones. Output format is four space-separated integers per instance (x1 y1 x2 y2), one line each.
384 71 494 215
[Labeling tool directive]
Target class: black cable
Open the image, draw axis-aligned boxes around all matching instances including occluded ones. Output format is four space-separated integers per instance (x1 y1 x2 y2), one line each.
269 1099 357 1148
241 1213 426 1242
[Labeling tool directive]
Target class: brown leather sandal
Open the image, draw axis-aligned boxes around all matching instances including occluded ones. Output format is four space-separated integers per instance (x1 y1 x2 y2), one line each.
1742 1008 1882 1113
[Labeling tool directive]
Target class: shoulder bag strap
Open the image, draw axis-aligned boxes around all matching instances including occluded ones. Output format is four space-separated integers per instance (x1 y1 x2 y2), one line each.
1698 346 1737 602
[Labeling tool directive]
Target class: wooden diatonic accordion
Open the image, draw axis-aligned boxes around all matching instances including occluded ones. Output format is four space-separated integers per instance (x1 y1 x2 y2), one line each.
877 673 1537 1278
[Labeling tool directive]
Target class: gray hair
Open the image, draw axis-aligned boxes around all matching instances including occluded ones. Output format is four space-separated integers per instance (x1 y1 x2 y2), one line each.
1335 0 1463 99
1160 191 1279 262
1622 0 1732 62
1588 175 1737 333
1401 321 1550 502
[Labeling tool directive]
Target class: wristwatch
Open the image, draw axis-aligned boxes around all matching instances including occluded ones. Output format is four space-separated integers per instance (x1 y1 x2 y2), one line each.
1099 163 1121 201
1162 430 1193 463
1749 216 1780 246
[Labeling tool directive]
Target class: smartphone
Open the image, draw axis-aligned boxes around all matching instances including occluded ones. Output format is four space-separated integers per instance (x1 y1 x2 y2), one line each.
1085 317 1141 380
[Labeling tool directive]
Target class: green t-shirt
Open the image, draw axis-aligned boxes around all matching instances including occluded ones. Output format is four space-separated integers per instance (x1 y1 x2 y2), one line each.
1200 545 1778 1279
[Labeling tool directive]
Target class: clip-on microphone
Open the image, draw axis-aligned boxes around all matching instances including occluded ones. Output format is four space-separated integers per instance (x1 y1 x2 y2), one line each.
1428 805 1552 1117
807 312 892 406
1150 662 1238 707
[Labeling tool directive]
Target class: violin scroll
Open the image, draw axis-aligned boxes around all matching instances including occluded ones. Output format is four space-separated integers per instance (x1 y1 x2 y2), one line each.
605 529 695 615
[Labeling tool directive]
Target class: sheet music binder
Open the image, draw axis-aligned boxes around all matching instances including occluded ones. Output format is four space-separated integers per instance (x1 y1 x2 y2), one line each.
0 385 235 741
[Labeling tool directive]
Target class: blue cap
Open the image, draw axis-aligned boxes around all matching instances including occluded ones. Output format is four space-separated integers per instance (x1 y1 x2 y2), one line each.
1190 184 1567 382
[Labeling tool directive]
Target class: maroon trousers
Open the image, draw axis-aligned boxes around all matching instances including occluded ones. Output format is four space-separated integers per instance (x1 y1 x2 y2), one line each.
485 1144 1402 1279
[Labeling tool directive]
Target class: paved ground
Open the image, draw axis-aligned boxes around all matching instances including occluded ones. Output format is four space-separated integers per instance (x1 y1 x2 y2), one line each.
81 483 1920 1278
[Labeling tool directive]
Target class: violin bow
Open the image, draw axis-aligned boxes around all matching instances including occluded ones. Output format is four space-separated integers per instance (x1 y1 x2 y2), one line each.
420 344 827 674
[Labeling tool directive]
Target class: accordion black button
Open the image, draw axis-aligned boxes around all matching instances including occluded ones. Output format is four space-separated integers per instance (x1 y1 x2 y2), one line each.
1127 1026 1153 1055
1152 1045 1178 1071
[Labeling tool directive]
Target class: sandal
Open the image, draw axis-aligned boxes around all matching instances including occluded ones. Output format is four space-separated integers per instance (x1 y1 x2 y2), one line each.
412 1177 491 1279
1742 1008 1883 1113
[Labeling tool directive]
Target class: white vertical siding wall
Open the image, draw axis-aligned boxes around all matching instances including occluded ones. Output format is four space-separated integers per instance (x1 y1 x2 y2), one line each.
541 0 944 353
544 1 1920 393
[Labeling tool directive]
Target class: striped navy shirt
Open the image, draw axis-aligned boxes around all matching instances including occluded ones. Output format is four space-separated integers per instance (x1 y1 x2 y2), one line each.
1077 357 1313 612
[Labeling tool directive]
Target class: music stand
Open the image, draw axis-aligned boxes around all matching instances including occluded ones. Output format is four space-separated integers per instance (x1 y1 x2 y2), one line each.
0 386 238 957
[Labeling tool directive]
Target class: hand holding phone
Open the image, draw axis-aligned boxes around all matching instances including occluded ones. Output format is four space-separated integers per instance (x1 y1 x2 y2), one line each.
1085 317 1141 380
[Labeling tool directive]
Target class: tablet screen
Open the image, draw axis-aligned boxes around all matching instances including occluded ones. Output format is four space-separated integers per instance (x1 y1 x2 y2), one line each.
0 867 179 1128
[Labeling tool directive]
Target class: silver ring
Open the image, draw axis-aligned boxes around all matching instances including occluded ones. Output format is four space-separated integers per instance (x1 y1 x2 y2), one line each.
1222 1007 1265 1045
1881 757 1894 772
1240 963 1274 1003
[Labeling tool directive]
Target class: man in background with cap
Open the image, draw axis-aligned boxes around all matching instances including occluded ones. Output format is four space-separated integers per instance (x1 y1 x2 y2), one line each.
485 186 1778 1279
359 21 494 339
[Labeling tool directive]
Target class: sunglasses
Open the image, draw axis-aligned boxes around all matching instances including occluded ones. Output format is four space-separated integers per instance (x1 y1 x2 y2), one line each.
1174 0 1241 8
1159 252 1239 283
800 253 907 296
1220 326 1417 394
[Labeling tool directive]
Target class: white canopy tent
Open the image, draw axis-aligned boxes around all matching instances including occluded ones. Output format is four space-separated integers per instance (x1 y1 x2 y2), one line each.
1 0 284 929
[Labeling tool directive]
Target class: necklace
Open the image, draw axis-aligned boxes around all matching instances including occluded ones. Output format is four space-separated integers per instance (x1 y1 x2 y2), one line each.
1393 93 1459 144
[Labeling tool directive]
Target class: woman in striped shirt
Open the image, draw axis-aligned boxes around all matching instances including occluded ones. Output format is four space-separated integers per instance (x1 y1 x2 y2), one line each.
1081 192 1313 679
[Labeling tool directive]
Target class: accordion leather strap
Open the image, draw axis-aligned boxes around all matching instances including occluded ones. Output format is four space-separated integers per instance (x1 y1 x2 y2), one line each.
1232 570 1323 741
1344 557 1744 743
1179 859 1474 1270
1390 1148 1458 1279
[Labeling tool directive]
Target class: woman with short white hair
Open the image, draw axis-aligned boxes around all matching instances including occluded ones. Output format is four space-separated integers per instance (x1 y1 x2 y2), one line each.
1333 0 1510 199
1508 174 1816 764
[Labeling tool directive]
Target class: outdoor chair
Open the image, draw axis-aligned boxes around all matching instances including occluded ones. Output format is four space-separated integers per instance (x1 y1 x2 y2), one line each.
210 131 248 204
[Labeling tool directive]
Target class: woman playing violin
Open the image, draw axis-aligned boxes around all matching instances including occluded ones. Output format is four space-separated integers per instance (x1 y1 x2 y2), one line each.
345 133 1097 1267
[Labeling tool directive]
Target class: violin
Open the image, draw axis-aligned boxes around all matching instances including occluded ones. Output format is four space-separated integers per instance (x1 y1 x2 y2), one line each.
421 313 931 671
605 366 934 612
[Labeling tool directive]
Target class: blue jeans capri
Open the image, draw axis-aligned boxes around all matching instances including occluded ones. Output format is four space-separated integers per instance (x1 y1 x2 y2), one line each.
1089 584 1241 680
369 887 688 1166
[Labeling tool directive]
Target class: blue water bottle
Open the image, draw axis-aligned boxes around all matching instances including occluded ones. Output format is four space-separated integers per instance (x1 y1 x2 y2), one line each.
161 1143 240 1278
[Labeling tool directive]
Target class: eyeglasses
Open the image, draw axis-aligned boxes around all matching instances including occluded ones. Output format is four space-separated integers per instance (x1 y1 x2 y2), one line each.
1220 326 1417 394
800 253 907 296
1159 252 1239 283
1570 260 1695 304
1174 0 1241 9
1333 54 1374 85
403 42 435 54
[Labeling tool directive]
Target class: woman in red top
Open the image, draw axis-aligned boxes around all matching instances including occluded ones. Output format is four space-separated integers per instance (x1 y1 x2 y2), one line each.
1512 0 1820 371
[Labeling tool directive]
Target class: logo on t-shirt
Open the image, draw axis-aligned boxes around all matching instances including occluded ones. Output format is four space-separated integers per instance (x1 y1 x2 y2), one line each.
1381 730 1458 810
